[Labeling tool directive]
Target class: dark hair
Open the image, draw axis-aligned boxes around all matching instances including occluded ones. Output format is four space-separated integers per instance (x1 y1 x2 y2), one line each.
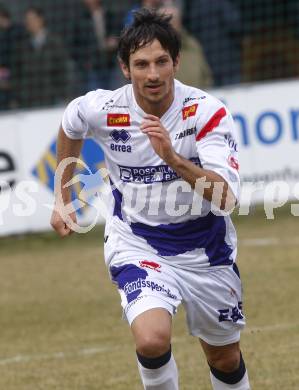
25 6 45 21
118 8 181 67
0 4 10 19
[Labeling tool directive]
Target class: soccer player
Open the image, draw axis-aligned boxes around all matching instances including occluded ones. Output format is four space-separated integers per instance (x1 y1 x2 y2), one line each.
51 8 250 390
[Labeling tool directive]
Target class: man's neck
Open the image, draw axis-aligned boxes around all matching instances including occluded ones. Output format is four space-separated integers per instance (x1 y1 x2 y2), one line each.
133 86 175 118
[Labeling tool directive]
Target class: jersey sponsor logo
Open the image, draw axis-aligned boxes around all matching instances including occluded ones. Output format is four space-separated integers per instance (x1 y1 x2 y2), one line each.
110 264 177 303
182 96 206 106
124 278 177 300
110 129 131 143
102 99 129 111
225 134 238 152
107 113 130 127
102 99 114 111
139 260 161 272
110 129 132 152
119 158 201 183
228 155 239 170
119 165 178 183
175 127 196 140
110 144 132 153
218 302 243 323
182 104 198 120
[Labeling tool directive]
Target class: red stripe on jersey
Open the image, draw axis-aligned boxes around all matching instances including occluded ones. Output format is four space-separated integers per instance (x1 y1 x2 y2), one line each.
196 107 226 141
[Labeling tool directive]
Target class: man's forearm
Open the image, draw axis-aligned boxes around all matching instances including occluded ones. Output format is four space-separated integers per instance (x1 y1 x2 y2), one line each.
166 152 235 210
55 126 83 204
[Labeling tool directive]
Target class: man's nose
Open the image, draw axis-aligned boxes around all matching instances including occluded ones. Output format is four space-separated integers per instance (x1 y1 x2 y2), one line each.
147 64 159 81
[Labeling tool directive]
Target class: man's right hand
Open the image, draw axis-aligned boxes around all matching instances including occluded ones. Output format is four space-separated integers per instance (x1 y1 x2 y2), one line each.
50 206 77 238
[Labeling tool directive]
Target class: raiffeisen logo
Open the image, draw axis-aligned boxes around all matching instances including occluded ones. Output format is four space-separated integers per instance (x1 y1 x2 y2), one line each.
107 113 130 127
182 104 198 120
32 139 106 216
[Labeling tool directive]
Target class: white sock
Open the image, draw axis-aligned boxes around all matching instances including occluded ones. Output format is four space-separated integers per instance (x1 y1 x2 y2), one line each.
210 370 250 390
137 354 179 390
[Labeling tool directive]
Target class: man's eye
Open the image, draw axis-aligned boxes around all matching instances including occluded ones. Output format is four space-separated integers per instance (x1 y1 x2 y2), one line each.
136 62 146 68
158 59 168 64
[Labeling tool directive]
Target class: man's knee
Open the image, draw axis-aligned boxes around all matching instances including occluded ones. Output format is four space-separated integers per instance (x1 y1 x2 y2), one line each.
209 352 248 387
203 342 241 373
132 309 172 358
209 349 240 372
135 329 171 357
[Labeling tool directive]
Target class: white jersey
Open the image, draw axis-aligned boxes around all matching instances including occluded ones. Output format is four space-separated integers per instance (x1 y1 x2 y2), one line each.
62 80 240 270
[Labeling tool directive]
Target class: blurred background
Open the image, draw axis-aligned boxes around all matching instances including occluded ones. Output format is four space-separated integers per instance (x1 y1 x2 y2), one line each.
0 0 299 110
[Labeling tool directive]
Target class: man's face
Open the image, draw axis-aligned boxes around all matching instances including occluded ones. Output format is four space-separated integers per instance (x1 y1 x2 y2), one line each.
83 0 101 9
121 39 178 109
25 11 44 35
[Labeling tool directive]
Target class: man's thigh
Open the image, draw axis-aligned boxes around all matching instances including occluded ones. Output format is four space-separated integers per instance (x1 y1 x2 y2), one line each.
179 264 246 346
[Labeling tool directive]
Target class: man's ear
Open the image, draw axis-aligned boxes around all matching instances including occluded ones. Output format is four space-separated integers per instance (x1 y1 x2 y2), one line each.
119 58 131 80
173 55 180 74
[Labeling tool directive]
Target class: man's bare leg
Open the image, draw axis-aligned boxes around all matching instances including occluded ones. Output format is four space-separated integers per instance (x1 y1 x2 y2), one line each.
131 308 179 390
200 339 250 389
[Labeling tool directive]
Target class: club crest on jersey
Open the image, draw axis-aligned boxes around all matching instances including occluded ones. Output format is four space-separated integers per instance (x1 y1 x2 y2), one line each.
182 104 198 120
107 113 130 127
139 260 161 272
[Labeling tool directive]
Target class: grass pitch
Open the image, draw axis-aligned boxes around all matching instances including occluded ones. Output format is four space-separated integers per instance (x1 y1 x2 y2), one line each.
0 207 298 389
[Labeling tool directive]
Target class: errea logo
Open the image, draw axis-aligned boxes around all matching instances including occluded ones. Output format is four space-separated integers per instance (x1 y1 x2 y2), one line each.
110 129 131 143
109 129 132 153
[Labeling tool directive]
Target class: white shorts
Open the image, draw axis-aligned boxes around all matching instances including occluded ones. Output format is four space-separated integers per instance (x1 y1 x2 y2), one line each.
109 251 246 347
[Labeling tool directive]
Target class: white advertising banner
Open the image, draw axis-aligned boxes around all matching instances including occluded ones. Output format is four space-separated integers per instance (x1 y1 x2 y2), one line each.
0 108 107 236
0 79 299 236
212 80 299 205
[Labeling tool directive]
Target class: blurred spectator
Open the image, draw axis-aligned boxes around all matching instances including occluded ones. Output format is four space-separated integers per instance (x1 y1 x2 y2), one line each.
123 0 164 27
13 7 69 108
160 4 213 89
183 0 242 87
238 0 299 83
242 28 299 82
68 0 120 93
0 5 23 110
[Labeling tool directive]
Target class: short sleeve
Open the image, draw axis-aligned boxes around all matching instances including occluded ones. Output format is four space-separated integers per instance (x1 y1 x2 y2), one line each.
62 89 107 139
62 96 90 139
195 102 240 200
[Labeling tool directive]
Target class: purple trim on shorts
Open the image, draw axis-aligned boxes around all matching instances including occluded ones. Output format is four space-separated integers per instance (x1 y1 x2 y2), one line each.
233 263 240 278
110 264 148 303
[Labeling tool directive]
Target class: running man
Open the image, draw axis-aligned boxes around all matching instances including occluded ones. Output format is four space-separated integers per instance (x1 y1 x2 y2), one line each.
51 8 250 389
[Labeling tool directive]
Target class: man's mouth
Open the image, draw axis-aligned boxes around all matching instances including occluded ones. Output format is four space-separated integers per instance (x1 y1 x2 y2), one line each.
145 84 163 92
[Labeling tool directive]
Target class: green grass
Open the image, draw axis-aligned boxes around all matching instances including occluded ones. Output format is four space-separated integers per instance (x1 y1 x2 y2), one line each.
0 210 298 389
